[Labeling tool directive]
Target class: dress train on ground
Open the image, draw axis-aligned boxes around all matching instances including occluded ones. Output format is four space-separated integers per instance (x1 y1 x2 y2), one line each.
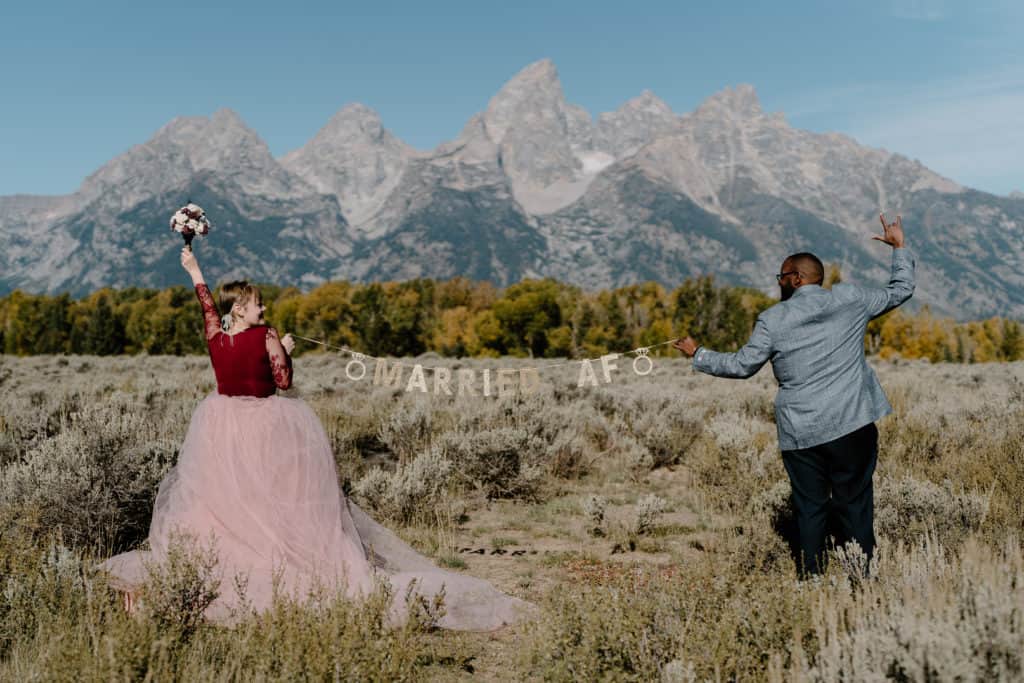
101 393 533 631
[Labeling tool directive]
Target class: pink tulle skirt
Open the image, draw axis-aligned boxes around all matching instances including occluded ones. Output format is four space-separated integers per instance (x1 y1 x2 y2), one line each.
102 393 532 631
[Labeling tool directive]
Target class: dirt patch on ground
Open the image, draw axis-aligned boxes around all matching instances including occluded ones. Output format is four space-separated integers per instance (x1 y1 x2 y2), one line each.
415 465 732 681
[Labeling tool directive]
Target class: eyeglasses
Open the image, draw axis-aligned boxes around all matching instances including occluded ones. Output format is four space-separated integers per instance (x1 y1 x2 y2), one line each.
775 270 799 283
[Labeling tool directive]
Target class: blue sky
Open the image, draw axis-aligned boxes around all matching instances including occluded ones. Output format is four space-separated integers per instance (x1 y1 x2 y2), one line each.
2 0 1021 196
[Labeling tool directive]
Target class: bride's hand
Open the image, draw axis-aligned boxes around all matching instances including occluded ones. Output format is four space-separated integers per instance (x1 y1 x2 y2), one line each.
180 246 205 285
281 333 295 355
180 246 199 273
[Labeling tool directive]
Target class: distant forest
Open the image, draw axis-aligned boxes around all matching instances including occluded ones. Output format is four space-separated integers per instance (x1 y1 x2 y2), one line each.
0 273 1021 362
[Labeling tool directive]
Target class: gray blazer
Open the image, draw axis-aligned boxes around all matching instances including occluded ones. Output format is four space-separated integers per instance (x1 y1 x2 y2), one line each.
693 249 915 450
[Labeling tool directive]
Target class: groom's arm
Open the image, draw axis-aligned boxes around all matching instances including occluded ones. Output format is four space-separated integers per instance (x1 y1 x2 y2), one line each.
859 248 915 320
860 212 915 319
677 315 773 379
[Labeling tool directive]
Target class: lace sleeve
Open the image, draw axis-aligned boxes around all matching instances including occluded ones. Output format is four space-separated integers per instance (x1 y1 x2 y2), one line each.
266 327 293 390
195 284 222 341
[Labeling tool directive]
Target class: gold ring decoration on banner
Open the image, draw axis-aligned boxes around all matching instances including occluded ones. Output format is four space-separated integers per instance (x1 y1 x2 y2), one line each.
345 353 368 381
633 347 654 376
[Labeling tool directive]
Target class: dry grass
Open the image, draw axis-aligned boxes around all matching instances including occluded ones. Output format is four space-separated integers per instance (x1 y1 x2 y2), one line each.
1 353 1022 680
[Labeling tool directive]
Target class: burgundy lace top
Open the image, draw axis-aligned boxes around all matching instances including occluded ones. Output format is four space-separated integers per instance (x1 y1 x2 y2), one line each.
195 284 292 397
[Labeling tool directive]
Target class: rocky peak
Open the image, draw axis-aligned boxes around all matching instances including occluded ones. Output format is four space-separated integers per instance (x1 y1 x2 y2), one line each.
596 90 681 157
75 108 299 211
145 109 268 158
562 103 595 152
450 59 585 213
281 102 414 169
210 107 249 129
510 57 559 84
622 90 673 116
483 58 568 144
312 103 390 145
280 103 413 229
694 84 763 119
186 109 284 176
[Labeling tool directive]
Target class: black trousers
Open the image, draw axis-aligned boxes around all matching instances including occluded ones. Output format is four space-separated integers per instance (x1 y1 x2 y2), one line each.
781 422 878 576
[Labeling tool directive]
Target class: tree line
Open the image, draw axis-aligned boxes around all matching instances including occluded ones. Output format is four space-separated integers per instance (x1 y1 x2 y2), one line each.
0 276 1021 362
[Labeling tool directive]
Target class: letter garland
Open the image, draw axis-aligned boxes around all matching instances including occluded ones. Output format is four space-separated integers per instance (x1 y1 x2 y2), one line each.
291 335 677 398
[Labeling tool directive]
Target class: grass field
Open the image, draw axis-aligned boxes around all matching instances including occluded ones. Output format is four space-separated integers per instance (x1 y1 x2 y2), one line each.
1 354 1022 681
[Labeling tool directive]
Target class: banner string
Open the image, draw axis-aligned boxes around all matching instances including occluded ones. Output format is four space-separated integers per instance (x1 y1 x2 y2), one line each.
290 335 678 373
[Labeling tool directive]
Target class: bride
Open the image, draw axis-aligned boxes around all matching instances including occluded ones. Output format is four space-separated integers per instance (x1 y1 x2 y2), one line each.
101 247 532 631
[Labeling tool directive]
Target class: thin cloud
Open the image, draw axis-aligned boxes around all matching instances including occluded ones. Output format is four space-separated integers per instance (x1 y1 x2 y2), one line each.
887 0 951 21
849 88 1024 194
781 68 1024 195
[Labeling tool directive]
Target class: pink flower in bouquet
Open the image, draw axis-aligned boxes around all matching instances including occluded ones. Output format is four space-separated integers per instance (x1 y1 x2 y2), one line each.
170 203 212 249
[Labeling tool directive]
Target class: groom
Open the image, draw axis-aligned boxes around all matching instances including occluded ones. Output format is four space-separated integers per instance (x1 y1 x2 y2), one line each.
673 214 914 576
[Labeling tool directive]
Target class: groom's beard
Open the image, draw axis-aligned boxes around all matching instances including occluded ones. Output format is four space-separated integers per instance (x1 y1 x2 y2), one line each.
780 284 796 301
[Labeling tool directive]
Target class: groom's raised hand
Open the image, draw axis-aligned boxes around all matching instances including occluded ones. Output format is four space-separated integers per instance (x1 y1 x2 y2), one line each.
874 213 905 248
672 337 698 357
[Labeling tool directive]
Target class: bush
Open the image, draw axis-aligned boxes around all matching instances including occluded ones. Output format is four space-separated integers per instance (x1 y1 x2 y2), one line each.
633 494 668 536
545 428 593 479
632 411 703 470
0 541 461 680
353 447 455 525
523 559 815 681
0 392 83 467
139 532 221 641
435 427 547 500
0 401 177 549
522 571 685 680
581 495 607 537
794 537 1024 681
378 398 436 464
0 540 90 657
750 479 794 528
874 475 990 545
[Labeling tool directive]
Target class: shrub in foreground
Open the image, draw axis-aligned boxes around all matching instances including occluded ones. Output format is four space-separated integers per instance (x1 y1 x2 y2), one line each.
0 537 464 681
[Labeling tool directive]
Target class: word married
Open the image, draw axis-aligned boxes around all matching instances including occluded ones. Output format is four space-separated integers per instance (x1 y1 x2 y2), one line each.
358 353 651 398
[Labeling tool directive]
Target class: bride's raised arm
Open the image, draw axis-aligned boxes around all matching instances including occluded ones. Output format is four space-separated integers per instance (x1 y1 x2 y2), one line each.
181 247 221 341
180 246 205 286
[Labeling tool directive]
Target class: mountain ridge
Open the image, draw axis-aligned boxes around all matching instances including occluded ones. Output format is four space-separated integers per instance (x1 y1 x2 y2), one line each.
3 59 1021 320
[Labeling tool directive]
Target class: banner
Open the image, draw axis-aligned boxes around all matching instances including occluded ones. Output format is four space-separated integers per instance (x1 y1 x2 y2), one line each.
293 336 671 398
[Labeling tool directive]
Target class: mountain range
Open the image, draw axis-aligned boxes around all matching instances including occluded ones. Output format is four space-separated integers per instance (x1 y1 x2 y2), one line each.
3 59 1022 320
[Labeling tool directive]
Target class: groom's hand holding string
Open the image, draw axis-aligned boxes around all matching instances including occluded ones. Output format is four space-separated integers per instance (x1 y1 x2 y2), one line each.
672 337 698 357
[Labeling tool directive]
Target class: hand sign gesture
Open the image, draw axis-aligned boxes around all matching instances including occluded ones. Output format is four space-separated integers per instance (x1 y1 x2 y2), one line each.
874 213 905 248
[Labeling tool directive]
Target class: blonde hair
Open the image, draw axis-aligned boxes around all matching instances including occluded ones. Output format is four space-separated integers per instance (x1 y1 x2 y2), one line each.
218 281 262 317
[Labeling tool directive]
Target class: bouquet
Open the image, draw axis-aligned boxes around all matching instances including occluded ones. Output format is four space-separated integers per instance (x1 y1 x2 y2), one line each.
169 203 212 250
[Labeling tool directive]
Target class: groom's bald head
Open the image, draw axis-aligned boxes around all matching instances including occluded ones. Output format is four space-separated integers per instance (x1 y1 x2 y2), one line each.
782 253 824 285
778 252 824 301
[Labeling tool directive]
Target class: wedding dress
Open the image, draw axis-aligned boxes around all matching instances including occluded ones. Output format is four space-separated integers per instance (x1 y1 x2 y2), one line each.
101 284 531 630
